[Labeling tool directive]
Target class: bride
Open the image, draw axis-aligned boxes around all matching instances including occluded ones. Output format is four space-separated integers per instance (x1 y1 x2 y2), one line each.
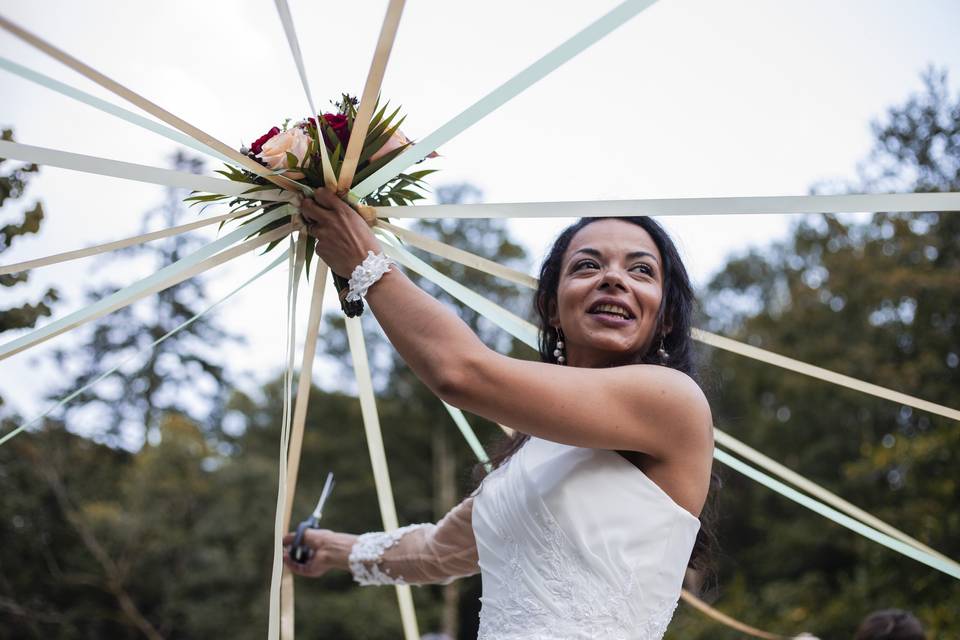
285 188 715 640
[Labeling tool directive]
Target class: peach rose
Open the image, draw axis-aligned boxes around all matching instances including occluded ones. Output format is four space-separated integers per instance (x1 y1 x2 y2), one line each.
256 127 310 170
370 129 440 162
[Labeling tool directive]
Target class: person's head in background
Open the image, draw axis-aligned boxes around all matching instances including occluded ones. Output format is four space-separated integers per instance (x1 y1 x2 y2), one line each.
854 609 925 640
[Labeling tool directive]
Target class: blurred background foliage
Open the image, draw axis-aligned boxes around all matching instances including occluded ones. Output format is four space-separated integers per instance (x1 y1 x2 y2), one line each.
1 69 958 638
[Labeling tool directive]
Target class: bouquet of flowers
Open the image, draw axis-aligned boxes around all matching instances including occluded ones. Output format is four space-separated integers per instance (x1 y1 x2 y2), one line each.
185 95 437 315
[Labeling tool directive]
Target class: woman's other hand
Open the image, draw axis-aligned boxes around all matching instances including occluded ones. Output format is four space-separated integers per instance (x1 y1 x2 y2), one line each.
298 187 381 277
282 528 357 578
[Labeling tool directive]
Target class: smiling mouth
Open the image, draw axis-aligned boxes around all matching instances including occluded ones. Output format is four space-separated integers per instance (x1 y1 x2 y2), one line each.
587 302 635 320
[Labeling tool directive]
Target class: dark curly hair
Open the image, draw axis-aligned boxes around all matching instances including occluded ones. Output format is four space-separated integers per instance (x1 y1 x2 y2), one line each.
473 216 719 579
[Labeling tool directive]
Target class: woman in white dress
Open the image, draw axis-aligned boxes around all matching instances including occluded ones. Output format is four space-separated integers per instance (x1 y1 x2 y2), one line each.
285 188 716 640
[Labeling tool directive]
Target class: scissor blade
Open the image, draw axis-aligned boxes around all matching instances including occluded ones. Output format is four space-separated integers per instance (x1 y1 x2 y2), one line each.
312 472 335 519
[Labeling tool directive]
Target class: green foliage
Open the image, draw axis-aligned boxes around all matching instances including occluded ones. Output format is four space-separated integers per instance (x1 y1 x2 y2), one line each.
46 151 239 448
669 69 960 639
0 128 59 334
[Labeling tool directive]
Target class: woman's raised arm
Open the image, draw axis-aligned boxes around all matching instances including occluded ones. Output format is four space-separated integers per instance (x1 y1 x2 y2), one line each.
300 189 712 462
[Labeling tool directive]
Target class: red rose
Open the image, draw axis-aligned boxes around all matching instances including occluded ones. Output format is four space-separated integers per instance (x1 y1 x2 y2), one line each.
321 113 350 149
250 126 280 155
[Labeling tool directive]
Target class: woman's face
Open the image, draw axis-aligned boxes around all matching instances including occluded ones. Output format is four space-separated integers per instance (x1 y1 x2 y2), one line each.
551 220 666 368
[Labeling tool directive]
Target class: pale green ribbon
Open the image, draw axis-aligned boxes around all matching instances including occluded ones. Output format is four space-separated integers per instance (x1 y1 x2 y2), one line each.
0 206 290 361
350 0 660 199
441 401 491 472
714 448 960 580
0 56 238 167
0 140 291 201
0 252 286 446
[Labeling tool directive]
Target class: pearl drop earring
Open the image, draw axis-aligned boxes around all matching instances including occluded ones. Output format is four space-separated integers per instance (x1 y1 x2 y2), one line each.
657 336 669 365
553 327 566 365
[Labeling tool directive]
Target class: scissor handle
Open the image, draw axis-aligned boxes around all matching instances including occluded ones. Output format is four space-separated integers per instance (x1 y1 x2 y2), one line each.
290 520 315 564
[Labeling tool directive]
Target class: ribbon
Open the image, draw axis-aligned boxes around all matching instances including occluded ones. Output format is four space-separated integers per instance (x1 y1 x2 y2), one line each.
369 192 960 219
0 206 263 276
374 228 960 580
0 56 238 166
715 448 960 580
271 0 335 188
0 207 291 361
0 13 307 195
350 0 660 199
377 224 959 422
279 257 330 639
0 252 286 447
345 316 421 640
0 140 293 202
268 236 303 640
336 0 406 193
714 430 958 572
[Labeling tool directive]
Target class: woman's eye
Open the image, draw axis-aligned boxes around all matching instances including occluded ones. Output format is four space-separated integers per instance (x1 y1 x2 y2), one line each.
631 264 654 276
574 260 599 270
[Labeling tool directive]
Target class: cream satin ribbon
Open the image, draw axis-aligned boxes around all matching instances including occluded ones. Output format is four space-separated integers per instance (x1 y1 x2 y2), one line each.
336 0 406 193
279 258 329 638
0 140 294 202
375 221 959 422
0 14 306 195
0 209 293 362
0 206 263 276
269 235 305 640
345 317 421 640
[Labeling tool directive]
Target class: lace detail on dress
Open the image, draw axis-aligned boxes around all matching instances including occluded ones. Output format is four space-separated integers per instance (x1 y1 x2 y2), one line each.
348 523 429 586
477 501 679 640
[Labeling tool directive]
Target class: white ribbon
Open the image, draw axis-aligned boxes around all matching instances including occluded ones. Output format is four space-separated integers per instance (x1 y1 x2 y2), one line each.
0 206 263 276
0 140 293 202
371 192 960 219
0 207 291 361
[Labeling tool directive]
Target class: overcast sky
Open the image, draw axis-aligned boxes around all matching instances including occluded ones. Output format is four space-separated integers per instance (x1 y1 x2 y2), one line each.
2 0 959 432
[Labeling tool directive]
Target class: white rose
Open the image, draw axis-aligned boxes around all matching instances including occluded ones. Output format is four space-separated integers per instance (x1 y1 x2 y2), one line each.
257 128 310 170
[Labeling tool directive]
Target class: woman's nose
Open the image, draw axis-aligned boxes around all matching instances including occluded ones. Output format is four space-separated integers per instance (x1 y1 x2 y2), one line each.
598 268 628 291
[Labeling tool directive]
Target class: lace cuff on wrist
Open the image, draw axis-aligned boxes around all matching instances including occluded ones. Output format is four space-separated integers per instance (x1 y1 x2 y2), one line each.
345 251 394 303
348 523 430 586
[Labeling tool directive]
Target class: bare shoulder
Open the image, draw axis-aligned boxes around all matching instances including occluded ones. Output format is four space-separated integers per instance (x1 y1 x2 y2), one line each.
613 365 714 457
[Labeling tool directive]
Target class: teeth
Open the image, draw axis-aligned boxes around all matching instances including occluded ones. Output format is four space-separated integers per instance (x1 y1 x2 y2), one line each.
593 303 630 318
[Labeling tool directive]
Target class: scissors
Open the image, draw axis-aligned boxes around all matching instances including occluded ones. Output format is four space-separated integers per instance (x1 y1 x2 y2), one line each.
289 471 335 564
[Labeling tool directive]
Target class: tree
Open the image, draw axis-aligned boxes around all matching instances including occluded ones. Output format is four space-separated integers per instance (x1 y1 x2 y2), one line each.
0 127 59 348
47 151 239 449
668 68 960 639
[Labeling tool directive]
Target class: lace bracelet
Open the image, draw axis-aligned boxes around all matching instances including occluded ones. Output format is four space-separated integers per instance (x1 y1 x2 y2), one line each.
345 251 394 303
348 523 430 586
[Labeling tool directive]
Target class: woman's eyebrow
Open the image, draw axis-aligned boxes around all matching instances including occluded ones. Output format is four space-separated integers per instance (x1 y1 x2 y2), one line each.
570 247 660 264
626 250 659 265
570 247 659 265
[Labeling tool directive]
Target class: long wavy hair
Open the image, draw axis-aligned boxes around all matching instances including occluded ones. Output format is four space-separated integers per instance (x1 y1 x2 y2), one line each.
471 216 719 578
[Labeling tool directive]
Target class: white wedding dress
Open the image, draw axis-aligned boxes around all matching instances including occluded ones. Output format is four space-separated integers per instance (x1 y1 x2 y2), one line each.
347 436 700 640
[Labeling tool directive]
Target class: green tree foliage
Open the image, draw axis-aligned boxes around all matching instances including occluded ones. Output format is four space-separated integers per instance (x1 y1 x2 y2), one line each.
668 69 960 639
46 152 239 449
0 128 59 336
